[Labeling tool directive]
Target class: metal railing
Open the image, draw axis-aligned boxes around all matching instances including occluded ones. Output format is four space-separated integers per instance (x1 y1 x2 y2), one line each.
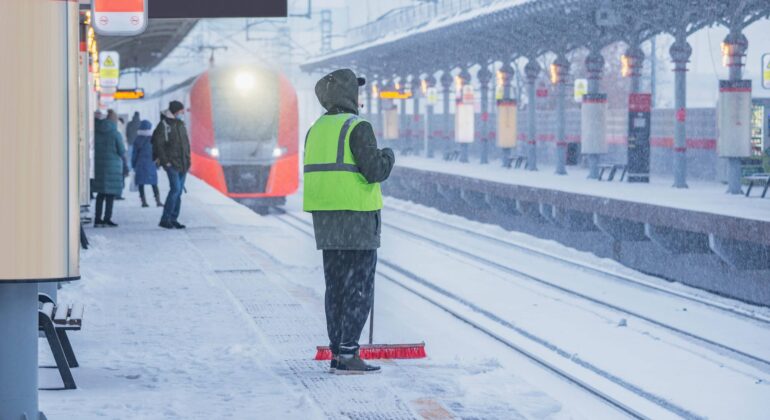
346 0 519 48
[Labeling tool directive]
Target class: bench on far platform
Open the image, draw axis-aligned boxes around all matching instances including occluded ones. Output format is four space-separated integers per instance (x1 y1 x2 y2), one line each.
744 173 770 198
598 164 627 182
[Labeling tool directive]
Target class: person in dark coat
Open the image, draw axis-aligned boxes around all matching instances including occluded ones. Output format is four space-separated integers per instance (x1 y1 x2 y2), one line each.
304 69 395 374
131 120 163 208
126 111 140 147
152 100 191 229
93 110 128 227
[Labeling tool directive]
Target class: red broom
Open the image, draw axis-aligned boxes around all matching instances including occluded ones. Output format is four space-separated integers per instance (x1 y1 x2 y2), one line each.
314 283 426 360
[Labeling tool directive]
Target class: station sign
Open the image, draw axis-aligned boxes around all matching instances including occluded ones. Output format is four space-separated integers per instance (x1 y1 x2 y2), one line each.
92 0 148 36
626 93 652 183
99 51 120 88
574 78 588 102
380 91 412 100
115 88 145 100
426 87 438 106
762 54 770 90
149 0 288 18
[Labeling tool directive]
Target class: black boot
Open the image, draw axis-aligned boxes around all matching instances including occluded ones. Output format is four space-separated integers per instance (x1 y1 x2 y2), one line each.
154 193 163 207
141 198 149 208
335 353 380 375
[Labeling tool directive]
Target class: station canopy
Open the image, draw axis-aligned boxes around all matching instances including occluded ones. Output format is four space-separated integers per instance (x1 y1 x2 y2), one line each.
96 19 198 71
301 0 770 76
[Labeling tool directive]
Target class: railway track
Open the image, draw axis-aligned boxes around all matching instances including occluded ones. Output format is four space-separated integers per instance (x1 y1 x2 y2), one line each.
385 205 770 325
275 211 703 420
379 208 770 371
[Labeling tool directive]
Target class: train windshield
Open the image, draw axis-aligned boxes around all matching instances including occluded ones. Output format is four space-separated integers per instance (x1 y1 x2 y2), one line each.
209 68 280 162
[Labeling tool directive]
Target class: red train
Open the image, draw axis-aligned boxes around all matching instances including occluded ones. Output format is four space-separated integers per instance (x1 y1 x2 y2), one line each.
145 65 299 208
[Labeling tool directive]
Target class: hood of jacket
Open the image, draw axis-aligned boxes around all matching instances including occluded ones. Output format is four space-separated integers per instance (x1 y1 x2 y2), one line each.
161 109 176 120
94 118 116 134
314 69 361 115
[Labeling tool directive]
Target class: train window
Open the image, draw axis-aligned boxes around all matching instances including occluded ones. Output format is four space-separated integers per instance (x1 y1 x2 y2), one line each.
209 68 280 163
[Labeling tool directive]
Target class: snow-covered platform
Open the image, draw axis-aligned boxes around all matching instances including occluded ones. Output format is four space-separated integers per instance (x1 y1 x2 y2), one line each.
40 176 618 419
395 156 770 224
384 156 770 305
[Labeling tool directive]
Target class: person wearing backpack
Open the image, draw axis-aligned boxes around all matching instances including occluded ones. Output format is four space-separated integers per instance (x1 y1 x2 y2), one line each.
152 100 191 229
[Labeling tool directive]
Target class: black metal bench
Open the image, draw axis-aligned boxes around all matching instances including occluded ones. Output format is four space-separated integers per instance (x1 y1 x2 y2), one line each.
443 150 460 161
744 173 770 198
502 156 527 169
598 164 627 181
39 293 83 390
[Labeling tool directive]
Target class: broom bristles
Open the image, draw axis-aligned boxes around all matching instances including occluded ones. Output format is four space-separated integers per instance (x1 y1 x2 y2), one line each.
314 343 426 360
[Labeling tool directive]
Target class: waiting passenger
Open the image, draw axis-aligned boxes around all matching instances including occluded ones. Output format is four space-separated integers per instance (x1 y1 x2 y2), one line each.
126 111 141 148
131 120 163 208
93 110 128 227
152 100 191 229
304 69 395 374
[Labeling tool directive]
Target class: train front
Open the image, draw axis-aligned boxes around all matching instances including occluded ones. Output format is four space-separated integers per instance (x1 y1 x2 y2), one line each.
189 66 299 206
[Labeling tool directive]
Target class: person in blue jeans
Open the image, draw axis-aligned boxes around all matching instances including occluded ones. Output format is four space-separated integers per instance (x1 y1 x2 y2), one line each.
152 101 191 229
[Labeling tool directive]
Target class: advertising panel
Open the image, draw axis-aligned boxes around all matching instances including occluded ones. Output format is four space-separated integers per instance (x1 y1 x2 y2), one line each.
580 93 607 154
717 80 752 157
496 99 518 148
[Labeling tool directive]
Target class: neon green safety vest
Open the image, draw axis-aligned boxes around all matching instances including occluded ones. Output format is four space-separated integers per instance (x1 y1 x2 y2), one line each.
303 113 383 212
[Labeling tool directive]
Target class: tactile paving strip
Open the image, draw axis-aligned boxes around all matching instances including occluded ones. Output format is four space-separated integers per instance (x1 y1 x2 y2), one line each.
203 251 418 419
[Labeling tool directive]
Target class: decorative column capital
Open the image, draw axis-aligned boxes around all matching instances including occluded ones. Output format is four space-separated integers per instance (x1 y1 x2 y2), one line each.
669 38 692 71
476 65 492 86
524 58 541 82
585 50 605 79
439 70 454 90
424 74 437 88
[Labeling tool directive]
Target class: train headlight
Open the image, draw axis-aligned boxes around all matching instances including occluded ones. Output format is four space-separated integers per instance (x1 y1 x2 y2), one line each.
235 72 256 90
205 147 220 158
272 147 287 158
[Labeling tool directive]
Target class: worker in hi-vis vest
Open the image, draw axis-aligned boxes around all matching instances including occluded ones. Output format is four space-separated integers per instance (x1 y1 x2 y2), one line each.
304 69 395 374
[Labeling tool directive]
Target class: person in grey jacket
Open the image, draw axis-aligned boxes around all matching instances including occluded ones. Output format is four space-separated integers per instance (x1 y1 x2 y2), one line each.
305 68 395 374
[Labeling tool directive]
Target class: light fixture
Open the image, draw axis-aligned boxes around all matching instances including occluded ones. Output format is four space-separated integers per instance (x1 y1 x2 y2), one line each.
205 147 220 158
234 72 256 90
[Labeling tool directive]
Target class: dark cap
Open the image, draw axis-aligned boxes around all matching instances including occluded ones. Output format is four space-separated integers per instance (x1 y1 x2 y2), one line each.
357 77 366 87
169 100 184 114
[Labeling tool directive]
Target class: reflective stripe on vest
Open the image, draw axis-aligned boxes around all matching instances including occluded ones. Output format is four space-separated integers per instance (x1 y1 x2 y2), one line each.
303 114 383 212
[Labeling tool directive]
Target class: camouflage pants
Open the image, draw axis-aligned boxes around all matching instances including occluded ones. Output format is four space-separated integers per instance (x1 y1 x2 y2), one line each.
322 250 377 356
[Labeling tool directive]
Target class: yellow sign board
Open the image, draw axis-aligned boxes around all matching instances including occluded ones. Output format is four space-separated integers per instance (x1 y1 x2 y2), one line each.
762 53 770 90
115 89 145 100
380 91 412 100
574 78 588 102
99 51 120 88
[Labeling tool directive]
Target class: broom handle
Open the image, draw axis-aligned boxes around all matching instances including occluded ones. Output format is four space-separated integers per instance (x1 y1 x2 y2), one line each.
368 289 374 345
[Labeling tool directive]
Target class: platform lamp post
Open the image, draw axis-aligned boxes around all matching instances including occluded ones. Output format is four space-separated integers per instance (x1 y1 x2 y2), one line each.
363 74 373 121
424 74 437 158
410 75 422 156
397 75 409 155
584 49 606 179
440 70 454 156
458 67 472 163
722 29 750 195
1 0 81 418
670 33 692 188
498 62 515 165
477 64 492 165
524 58 541 171
551 55 570 175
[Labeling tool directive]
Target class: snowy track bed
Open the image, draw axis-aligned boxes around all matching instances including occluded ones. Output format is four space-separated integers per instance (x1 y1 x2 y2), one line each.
382 206 770 370
279 196 770 419
279 214 683 419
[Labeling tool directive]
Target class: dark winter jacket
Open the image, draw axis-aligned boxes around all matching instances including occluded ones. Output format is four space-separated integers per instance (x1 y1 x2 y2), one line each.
131 120 158 186
93 118 126 195
126 112 140 146
152 110 191 172
309 69 396 250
